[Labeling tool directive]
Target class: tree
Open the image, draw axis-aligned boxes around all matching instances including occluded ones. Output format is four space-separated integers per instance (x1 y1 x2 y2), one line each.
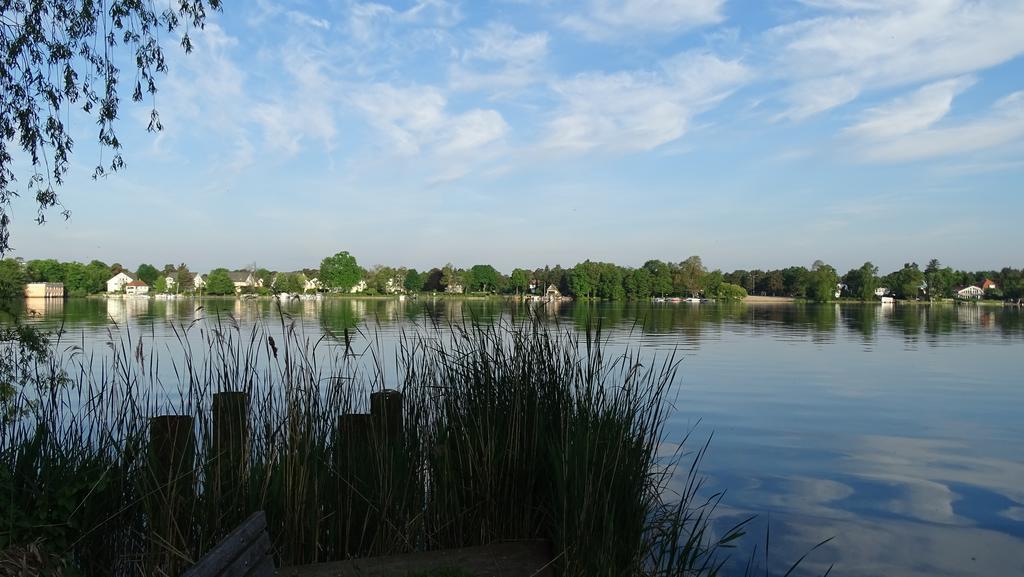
205 268 235 295
624 268 652 299
176 264 194 293
468 264 500 293
508 268 530 295
890 263 925 300
404 268 423 293
844 262 879 301
808 261 838 303
275 272 304 294
0 1 223 255
0 258 26 298
255 268 274 289
153 276 168 294
643 260 673 296
676 256 705 297
25 259 63 283
924 259 954 300
136 264 159 286
320 252 361 291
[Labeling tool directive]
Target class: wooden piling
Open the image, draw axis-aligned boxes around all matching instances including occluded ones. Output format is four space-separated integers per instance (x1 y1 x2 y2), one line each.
147 414 196 576
336 413 374 558
213 391 250 533
370 389 403 444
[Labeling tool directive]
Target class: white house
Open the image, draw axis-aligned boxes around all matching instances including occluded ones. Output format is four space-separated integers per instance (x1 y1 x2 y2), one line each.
107 271 136 293
227 271 257 293
956 286 984 300
194 274 207 290
125 280 149 295
304 276 323 292
874 287 890 297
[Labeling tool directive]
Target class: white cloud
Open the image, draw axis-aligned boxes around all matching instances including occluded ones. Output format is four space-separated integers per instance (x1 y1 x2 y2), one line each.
250 43 339 155
451 23 549 92
856 90 1024 162
845 76 975 140
352 83 508 157
348 0 461 43
562 0 725 40
544 51 748 152
768 0 1024 118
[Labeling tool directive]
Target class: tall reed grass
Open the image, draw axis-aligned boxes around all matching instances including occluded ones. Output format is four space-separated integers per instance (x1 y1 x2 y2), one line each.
1 309 764 576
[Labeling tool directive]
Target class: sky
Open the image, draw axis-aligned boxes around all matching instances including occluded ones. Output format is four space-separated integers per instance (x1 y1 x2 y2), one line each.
8 0 1024 275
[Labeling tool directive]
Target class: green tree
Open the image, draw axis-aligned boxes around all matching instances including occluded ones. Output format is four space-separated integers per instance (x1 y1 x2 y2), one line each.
404 268 423 293
205 268 235 295
508 268 530 295
275 273 304 294
0 258 26 298
710 282 747 301
924 259 954 300
643 260 673 296
136 264 159 286
176 264 194 293
255 268 274 289
320 252 361 291
0 1 223 255
890 263 925 300
468 264 500 293
624 268 652 299
153 277 168 294
844 262 879 301
25 259 63 283
676 256 706 297
569 261 597 298
808 261 838 303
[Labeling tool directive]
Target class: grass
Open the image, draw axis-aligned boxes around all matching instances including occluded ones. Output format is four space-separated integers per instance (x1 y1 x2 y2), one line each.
0 307 821 576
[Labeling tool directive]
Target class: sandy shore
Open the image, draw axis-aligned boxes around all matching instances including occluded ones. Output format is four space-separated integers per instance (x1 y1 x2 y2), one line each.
743 295 796 303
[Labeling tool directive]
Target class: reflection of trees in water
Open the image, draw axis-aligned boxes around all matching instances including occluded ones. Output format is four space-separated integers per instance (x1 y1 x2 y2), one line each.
841 305 877 343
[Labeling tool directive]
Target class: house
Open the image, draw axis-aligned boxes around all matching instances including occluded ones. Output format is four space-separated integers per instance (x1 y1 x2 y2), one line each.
125 280 150 295
164 275 178 292
874 287 890 297
982 279 997 291
194 274 207 290
445 282 464 294
956 285 984 300
349 280 368 294
545 284 562 299
304 276 322 292
107 271 136 293
25 282 64 298
228 271 257 293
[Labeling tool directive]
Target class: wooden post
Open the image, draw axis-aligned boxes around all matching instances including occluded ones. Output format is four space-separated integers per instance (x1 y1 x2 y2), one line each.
213 391 249 534
337 413 373 558
370 389 403 444
148 414 196 576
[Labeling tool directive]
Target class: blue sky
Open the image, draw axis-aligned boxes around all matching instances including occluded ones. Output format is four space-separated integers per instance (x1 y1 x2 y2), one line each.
10 0 1024 274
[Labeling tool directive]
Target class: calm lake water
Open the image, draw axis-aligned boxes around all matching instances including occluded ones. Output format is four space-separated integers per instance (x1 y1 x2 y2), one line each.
11 296 1024 577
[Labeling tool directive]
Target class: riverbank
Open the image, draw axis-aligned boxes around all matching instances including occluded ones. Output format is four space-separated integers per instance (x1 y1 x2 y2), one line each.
743 295 796 303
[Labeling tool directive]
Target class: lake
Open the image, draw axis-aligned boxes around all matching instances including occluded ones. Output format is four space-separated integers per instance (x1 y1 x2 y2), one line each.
10 296 1024 576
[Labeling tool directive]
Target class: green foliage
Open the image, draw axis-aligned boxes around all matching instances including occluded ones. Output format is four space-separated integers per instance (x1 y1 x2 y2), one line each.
0 0 223 255
643 260 673 297
0 259 26 298
153 277 168 294
888 263 925 300
508 268 530 294
808 261 838 303
205 268 235 295
255 268 275 289
844 262 879 301
468 264 500 293
675 256 705 297
275 272 305 294
136 264 159 286
404 268 423 293
320 251 362 291
25 259 63 283
709 282 747 301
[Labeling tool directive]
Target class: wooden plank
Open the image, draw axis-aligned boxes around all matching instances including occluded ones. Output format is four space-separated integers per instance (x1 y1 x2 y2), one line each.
276 541 554 577
182 511 270 577
219 533 273 577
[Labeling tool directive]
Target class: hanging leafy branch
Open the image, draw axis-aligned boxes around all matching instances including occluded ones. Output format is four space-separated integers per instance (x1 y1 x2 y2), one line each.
0 0 223 255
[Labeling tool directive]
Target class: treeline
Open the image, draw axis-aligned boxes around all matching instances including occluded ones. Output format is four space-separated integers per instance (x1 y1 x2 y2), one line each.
2 253 1021 302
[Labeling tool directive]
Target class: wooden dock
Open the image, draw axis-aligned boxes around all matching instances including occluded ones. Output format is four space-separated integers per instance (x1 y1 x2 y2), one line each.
276 541 555 577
